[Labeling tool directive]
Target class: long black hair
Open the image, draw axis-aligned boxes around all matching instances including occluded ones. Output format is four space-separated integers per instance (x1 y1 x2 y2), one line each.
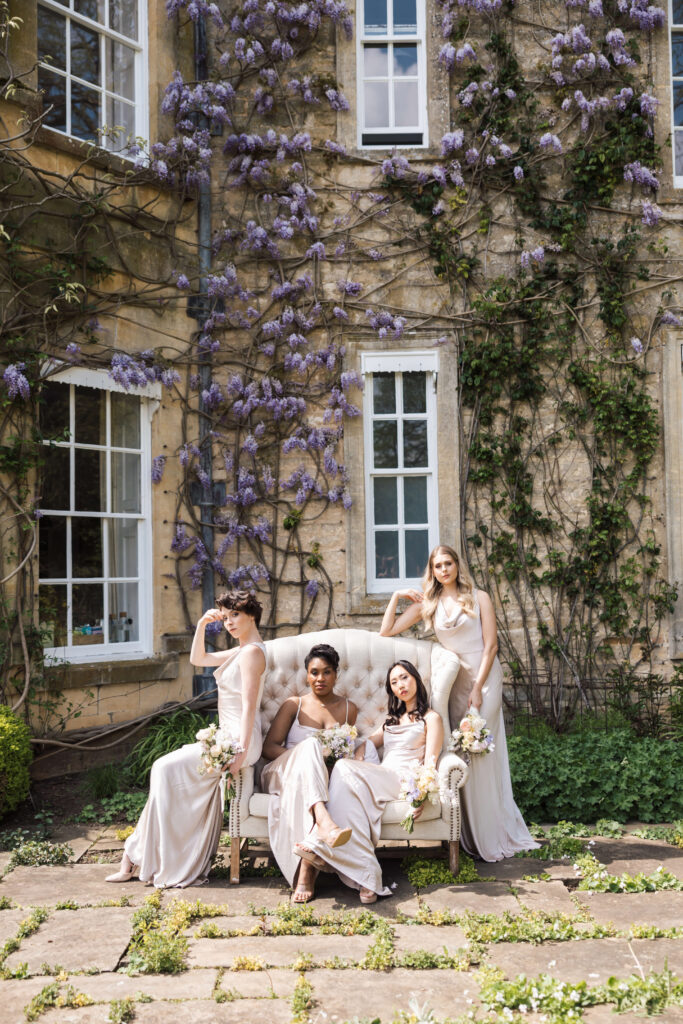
384 660 429 725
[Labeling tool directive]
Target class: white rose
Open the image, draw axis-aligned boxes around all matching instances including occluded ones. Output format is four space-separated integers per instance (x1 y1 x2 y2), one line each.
196 728 212 742
209 744 221 757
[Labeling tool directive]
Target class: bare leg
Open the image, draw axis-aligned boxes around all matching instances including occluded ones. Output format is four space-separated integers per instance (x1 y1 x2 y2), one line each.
311 801 351 847
293 859 318 903
105 850 135 883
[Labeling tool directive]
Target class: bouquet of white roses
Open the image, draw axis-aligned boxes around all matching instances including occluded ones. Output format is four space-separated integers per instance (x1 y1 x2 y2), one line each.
196 723 244 798
448 711 494 761
316 722 358 767
397 759 442 833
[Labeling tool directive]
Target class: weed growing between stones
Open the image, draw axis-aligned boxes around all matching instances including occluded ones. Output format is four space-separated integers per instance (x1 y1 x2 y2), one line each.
107 996 136 1023
291 972 315 1024
23 981 94 1022
401 851 489 887
359 920 395 971
395 948 471 970
0 895 12 908
2 840 73 874
127 893 230 974
632 821 683 847
574 853 683 892
232 955 266 970
459 908 616 945
0 906 49 978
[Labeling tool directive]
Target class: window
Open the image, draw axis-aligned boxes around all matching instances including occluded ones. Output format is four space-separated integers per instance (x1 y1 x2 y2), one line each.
37 0 147 154
362 352 439 592
672 0 683 184
38 369 157 660
358 0 427 148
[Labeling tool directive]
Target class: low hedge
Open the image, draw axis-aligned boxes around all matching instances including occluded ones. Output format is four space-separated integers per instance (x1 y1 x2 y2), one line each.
508 729 683 823
0 705 32 819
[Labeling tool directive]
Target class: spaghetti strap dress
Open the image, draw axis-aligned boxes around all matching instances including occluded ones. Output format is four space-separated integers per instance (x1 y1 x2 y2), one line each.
124 641 266 888
434 595 538 861
305 720 427 897
260 698 350 886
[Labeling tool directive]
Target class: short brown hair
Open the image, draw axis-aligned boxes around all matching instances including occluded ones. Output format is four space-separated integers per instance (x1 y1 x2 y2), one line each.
216 589 263 627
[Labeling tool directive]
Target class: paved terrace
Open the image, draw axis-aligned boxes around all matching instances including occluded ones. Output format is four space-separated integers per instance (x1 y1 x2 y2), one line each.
1 828 682 1023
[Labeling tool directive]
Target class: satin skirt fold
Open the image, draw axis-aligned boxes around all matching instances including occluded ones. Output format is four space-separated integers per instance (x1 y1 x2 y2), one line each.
124 742 223 889
261 735 330 886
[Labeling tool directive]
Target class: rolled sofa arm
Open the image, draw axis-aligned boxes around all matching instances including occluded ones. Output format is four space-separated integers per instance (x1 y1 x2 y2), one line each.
438 752 468 840
227 765 254 838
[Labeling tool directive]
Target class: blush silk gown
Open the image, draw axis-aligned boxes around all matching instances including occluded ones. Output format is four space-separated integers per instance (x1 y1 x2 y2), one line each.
305 720 427 897
124 641 266 888
434 594 538 861
260 698 350 886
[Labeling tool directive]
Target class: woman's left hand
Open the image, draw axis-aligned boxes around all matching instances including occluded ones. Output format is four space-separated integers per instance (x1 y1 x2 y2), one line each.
468 687 483 712
226 751 247 776
412 804 424 822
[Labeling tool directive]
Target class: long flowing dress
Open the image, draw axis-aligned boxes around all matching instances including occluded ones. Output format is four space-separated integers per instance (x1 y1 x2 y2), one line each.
305 720 427 897
260 698 348 886
434 594 538 861
124 641 266 888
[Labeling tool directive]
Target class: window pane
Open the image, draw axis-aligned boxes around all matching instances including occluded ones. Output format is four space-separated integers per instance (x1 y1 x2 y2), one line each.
75 449 103 510
110 582 139 642
674 0 683 23
110 0 138 38
109 518 138 577
364 0 387 33
111 392 140 447
394 81 418 127
112 452 141 512
373 372 395 414
75 386 105 445
39 584 67 648
71 81 100 140
42 446 70 511
403 372 426 413
71 23 100 85
676 132 683 176
404 476 427 523
74 0 105 20
364 44 388 76
365 82 389 128
373 421 398 468
108 41 135 100
403 420 428 467
38 9 66 69
375 531 399 579
675 84 683 127
38 67 67 133
394 0 417 32
40 381 69 438
104 98 135 151
673 34 683 75
72 517 103 577
39 516 67 579
72 584 104 645
374 477 398 525
405 530 429 577
394 44 418 75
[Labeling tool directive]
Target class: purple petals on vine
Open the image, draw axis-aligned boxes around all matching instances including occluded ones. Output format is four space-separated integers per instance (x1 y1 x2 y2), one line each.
641 200 662 226
151 456 167 484
3 363 30 400
630 336 643 354
623 161 659 192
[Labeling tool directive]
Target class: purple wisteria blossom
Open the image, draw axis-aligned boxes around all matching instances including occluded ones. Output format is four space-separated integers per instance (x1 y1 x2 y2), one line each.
151 456 167 484
641 200 662 226
65 342 82 362
539 133 562 152
624 161 660 192
513 165 525 181
520 247 545 269
660 311 681 326
3 363 30 400
337 280 363 296
630 336 643 354
305 579 319 598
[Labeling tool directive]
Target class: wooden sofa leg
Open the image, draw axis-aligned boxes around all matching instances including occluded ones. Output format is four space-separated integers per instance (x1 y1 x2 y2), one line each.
448 841 459 876
229 839 241 884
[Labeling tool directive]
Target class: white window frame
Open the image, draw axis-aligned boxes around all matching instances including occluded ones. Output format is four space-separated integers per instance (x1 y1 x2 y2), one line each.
37 0 149 155
671 0 683 186
357 0 428 150
362 350 439 593
39 365 159 664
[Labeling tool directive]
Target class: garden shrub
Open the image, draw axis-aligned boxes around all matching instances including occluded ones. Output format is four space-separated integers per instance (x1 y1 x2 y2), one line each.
126 708 213 787
508 731 683 822
0 706 32 820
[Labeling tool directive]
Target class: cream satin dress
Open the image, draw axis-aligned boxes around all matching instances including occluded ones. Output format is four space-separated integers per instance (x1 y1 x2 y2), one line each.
260 698 350 886
434 594 538 861
125 641 266 888
305 720 427 897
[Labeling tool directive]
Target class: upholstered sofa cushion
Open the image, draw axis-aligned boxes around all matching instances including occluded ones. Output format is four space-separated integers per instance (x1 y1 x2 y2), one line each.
248 790 441 824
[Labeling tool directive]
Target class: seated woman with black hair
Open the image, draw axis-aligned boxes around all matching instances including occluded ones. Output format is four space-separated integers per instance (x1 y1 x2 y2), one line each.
293 660 443 903
261 643 359 902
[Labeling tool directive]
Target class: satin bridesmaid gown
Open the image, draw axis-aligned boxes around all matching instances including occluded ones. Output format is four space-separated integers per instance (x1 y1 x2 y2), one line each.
434 594 538 861
124 641 266 888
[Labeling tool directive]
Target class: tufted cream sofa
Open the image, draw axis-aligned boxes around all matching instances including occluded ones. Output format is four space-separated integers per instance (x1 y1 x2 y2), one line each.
227 628 469 884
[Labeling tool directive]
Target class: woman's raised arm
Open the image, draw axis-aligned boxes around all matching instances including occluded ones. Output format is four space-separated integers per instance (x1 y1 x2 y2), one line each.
190 609 236 667
378 590 424 637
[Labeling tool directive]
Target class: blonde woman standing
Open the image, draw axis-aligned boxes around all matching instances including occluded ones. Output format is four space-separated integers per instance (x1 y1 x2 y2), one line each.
379 544 537 862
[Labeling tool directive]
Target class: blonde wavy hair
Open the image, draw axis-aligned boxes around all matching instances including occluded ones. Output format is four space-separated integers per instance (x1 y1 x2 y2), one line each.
421 544 476 632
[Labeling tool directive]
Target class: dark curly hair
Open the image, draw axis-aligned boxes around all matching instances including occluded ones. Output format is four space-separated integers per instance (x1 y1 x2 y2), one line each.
304 643 340 672
385 660 429 725
216 589 263 627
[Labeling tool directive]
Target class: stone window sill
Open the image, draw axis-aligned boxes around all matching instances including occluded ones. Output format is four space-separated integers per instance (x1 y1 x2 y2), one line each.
43 653 180 692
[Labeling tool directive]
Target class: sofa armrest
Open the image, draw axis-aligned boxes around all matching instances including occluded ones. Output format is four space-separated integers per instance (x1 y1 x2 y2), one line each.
437 752 468 840
227 765 254 838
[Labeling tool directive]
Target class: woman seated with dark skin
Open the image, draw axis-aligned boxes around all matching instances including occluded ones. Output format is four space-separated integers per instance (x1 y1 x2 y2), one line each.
260 643 359 902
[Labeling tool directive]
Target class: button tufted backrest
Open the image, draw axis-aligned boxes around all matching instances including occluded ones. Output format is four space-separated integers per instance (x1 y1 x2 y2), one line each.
260 628 459 750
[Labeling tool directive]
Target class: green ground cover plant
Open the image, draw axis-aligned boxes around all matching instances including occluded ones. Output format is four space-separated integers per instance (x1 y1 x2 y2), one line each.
401 851 489 887
0 706 31 820
574 852 683 892
632 821 683 846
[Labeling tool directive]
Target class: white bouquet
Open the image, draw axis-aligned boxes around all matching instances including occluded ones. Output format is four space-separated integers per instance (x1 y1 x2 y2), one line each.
397 759 442 833
196 723 244 798
448 711 495 761
316 722 358 767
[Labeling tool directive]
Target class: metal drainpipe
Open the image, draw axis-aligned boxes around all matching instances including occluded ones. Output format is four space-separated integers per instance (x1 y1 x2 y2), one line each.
193 14 216 698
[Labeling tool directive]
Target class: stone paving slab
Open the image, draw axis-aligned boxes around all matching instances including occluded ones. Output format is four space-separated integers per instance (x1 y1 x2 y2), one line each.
478 857 550 882
183 915 264 937
393 923 468 955
74 968 219 1001
0 908 29 944
218 968 299 998
589 838 683 880
4 907 133 975
0 851 12 873
178 879 290 912
418 881 520 915
0 865 147 907
133 1001 293 1024
513 880 577 914
187 932 373 968
584 1006 683 1024
578 890 683 929
306 967 479 1020
487 937 646 984
0 975 60 1023
628 937 683 975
